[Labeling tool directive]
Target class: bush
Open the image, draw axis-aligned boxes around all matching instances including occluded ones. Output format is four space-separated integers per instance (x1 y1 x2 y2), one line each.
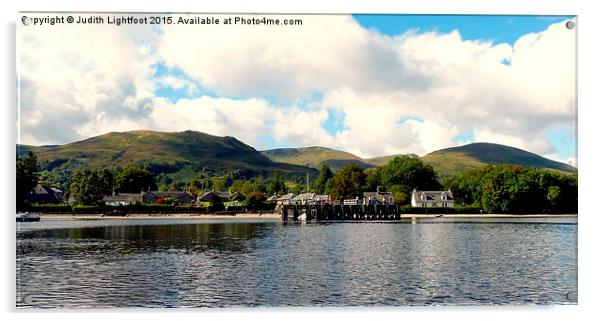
30 203 72 213
72 205 105 213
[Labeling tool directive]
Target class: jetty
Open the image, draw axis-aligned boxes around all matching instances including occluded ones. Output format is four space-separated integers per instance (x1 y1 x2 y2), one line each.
281 204 400 221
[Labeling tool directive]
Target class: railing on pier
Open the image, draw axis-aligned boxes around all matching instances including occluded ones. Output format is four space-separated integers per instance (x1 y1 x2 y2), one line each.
281 204 400 221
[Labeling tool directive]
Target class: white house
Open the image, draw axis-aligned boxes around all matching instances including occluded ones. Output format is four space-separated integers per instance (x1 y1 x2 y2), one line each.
411 189 454 208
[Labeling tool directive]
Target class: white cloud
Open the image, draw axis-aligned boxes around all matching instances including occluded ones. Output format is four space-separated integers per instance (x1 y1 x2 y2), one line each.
18 14 159 145
18 14 576 164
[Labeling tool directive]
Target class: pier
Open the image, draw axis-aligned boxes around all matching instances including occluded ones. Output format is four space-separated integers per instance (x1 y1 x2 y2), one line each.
281 204 400 221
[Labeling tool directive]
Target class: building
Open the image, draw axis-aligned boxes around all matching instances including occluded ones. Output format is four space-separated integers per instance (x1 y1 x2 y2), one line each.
104 193 144 206
275 193 296 206
312 194 330 205
197 191 243 204
25 184 64 204
292 193 316 205
143 191 195 205
103 191 195 206
363 187 395 205
266 194 280 202
411 189 454 208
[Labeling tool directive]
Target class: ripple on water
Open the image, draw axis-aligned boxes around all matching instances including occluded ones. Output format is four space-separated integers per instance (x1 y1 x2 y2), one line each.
16 221 577 308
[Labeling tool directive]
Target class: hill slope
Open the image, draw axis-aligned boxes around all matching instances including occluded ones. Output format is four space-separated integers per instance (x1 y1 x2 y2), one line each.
421 142 577 178
18 130 316 180
262 143 577 178
260 146 373 169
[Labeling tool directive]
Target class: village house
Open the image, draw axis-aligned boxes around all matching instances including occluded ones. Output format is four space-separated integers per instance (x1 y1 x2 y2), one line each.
197 191 244 204
25 184 64 204
363 186 394 205
104 191 195 206
292 192 316 205
275 193 296 206
411 189 454 208
103 193 143 206
266 194 280 202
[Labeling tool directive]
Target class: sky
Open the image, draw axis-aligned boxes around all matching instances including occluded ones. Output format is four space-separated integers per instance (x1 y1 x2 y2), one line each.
17 14 577 166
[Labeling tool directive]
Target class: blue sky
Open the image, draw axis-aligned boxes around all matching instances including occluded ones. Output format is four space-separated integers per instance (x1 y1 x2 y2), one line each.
353 15 573 44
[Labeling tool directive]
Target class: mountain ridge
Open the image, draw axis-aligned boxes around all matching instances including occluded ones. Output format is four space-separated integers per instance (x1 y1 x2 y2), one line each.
261 142 577 177
18 130 317 180
18 130 576 182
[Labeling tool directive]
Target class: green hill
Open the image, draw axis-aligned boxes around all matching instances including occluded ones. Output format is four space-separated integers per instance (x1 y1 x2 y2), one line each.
363 154 405 167
260 146 373 170
421 142 577 178
19 132 576 182
261 143 577 178
18 130 316 180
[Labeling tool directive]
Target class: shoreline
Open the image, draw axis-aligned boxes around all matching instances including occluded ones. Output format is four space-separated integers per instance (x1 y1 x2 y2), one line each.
37 212 577 221
399 214 577 218
39 213 282 220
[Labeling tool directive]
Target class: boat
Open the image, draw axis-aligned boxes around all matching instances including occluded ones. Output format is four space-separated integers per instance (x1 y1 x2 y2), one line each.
16 212 41 222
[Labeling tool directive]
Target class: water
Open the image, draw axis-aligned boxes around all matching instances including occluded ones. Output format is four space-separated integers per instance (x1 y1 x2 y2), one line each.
16 219 577 308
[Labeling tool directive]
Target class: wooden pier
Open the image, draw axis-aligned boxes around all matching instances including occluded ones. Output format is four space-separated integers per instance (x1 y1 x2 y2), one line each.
281 204 400 221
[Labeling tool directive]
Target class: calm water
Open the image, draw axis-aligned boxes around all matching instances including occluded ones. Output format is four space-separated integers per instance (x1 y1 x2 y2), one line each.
16 219 577 308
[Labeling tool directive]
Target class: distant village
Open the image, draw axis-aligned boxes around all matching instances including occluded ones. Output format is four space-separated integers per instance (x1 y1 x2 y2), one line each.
24 183 455 211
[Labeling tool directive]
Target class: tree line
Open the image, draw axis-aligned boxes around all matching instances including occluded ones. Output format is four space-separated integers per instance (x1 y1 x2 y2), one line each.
17 151 577 213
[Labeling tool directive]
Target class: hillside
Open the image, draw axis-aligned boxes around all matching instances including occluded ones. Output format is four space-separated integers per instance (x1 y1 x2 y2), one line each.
260 146 373 170
18 130 316 180
19 132 576 182
421 142 577 178
262 143 577 178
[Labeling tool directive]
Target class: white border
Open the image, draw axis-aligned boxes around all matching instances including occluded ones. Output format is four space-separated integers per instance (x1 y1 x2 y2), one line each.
3 1 601 320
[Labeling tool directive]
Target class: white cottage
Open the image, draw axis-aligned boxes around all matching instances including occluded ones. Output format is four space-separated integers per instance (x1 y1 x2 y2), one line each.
411 189 454 208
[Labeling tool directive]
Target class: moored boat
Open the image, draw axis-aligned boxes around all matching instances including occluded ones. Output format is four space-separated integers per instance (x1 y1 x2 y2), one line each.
16 212 41 222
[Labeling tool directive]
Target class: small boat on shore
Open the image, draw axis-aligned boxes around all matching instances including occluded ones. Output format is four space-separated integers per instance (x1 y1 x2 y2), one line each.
16 212 41 222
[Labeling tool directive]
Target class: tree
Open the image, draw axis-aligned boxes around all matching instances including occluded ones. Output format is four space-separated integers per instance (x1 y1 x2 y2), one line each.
363 167 382 191
446 168 484 206
241 180 255 196
313 164 334 194
115 167 157 193
330 164 365 200
98 168 114 195
70 168 112 205
380 155 440 195
247 191 267 209
16 151 40 207
211 177 226 191
267 174 287 195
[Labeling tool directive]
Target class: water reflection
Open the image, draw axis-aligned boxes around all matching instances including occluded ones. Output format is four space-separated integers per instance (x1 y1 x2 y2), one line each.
16 221 577 308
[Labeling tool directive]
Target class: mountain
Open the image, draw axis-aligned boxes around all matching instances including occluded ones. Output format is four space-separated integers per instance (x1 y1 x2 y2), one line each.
19 131 576 182
17 130 316 180
261 143 577 178
260 146 373 170
421 142 577 178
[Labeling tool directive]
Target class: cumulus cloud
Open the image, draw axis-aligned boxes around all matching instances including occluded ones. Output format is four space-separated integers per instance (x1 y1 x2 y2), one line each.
18 14 159 145
18 14 576 164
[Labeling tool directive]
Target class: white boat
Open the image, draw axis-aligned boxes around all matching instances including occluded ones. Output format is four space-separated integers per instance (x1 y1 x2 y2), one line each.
16 212 41 222
297 213 307 222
